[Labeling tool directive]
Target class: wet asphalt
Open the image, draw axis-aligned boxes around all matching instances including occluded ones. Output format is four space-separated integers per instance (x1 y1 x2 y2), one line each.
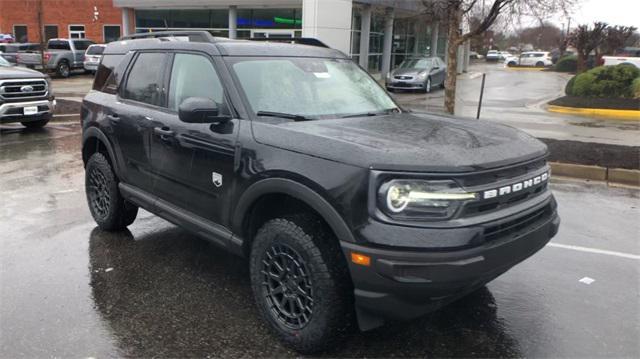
1 123 639 358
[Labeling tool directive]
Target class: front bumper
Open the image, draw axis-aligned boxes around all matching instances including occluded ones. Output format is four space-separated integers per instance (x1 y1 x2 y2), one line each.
386 79 426 90
0 99 55 123
342 195 559 330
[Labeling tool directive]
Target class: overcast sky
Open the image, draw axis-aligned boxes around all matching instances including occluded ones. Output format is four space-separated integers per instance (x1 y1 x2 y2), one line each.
561 0 639 28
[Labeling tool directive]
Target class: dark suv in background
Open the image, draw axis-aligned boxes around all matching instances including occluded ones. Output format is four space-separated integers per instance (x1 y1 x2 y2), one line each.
82 32 559 353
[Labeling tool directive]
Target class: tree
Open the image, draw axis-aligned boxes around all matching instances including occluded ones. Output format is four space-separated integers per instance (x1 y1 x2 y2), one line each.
568 22 607 73
420 0 575 114
599 25 637 58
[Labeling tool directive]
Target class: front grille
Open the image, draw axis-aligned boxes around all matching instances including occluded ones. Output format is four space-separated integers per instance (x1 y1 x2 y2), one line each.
462 181 548 216
394 75 413 80
483 204 552 242
0 79 48 101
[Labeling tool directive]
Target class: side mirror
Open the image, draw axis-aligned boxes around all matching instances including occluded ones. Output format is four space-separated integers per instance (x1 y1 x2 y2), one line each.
178 97 230 124
432 66 439 70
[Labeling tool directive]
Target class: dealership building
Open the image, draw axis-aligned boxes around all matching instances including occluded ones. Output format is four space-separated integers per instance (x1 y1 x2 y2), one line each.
114 0 467 76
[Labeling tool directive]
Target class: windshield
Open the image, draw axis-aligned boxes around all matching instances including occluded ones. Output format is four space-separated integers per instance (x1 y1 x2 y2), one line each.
230 57 398 119
86 46 105 55
0 55 10 67
398 58 432 69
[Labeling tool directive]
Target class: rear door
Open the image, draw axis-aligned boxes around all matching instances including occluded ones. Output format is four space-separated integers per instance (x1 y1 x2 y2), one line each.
148 52 239 225
114 51 169 190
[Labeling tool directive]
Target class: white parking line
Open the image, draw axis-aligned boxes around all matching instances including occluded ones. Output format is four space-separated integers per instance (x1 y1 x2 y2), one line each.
546 242 640 260
53 113 80 117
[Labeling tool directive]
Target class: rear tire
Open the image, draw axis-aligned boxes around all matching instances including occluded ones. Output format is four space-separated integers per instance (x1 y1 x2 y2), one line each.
536 61 545 67
21 118 49 128
508 61 517 67
56 61 70 78
249 215 353 353
85 152 138 231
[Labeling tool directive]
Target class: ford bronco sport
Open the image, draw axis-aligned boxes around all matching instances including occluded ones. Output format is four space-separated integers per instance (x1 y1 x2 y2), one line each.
81 31 560 353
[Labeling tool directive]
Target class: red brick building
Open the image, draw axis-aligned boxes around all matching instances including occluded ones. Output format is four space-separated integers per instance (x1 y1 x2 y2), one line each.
0 0 125 44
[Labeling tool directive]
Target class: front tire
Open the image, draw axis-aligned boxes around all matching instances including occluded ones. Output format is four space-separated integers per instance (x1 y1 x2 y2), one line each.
249 216 353 353
425 77 432 93
536 61 545 67
85 152 138 231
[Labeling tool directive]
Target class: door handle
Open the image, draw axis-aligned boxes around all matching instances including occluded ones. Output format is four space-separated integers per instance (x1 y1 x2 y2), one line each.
107 114 120 122
154 126 175 139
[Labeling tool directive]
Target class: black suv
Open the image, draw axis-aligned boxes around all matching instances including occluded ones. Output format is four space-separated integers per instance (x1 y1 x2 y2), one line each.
81 32 560 353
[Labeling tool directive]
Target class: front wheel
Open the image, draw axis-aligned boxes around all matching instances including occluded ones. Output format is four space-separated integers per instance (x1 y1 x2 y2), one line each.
85 152 138 231
536 61 545 67
424 77 432 93
249 216 353 353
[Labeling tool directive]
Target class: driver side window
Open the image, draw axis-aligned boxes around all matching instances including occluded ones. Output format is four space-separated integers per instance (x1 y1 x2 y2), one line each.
168 53 223 111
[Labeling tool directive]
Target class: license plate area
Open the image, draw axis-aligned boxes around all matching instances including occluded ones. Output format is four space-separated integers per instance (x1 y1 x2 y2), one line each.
23 106 38 115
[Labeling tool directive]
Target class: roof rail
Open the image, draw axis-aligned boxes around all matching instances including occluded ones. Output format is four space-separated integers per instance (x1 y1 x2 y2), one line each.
248 37 330 48
120 31 218 43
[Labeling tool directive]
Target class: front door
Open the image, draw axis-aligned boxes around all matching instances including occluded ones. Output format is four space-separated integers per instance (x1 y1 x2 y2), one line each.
115 51 169 189
149 52 239 226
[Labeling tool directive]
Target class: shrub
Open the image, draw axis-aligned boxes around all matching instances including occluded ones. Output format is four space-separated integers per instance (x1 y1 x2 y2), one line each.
566 64 640 98
632 77 640 99
555 55 577 72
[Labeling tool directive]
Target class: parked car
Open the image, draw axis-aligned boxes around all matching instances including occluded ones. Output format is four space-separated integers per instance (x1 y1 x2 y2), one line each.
18 38 95 77
486 50 501 61
83 44 106 73
505 51 553 67
385 56 446 92
0 43 39 64
602 47 640 68
0 55 55 128
469 51 483 59
82 31 559 354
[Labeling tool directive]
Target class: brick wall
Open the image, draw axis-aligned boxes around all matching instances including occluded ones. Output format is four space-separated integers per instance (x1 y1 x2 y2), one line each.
0 0 122 43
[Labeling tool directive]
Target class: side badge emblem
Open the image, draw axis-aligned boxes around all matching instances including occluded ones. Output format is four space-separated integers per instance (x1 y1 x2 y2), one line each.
212 172 223 188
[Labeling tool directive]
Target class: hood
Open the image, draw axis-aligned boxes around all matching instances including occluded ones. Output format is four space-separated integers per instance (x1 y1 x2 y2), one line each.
391 68 426 77
0 65 46 79
252 113 548 172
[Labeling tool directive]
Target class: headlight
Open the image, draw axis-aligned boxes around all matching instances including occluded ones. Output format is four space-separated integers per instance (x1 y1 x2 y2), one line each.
378 179 476 220
417 70 428 79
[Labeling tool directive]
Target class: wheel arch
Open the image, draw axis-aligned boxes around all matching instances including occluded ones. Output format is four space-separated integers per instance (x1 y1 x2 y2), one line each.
82 126 120 176
233 178 356 256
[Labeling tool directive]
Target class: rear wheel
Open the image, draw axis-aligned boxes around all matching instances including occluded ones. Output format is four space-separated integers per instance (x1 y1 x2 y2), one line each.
85 152 138 231
535 61 545 67
508 61 517 67
56 61 70 78
21 118 49 128
249 215 353 353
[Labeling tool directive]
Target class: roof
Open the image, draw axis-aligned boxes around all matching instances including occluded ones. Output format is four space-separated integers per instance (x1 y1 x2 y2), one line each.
108 31 347 58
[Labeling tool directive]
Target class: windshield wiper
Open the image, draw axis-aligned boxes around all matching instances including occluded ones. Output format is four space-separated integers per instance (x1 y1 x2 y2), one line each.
341 108 400 119
256 111 312 122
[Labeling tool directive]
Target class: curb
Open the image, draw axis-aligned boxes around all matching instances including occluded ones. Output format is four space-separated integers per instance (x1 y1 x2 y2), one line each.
547 104 640 121
504 66 546 71
550 162 640 187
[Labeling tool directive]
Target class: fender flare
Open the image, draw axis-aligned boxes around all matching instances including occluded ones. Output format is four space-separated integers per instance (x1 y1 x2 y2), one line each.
82 126 121 176
232 178 356 243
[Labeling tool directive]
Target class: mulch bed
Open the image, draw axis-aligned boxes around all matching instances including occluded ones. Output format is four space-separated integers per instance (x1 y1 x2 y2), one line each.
540 138 640 170
549 96 640 111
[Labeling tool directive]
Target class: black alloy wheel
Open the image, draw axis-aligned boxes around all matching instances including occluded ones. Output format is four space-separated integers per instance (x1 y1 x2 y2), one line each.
261 242 314 329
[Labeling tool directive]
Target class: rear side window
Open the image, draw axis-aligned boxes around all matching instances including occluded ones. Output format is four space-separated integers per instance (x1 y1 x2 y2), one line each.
47 40 71 50
93 54 125 94
123 52 166 106
86 46 105 55
168 53 223 111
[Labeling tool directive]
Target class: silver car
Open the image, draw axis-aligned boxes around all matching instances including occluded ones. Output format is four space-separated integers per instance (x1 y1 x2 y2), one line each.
385 57 446 93
83 44 106 73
